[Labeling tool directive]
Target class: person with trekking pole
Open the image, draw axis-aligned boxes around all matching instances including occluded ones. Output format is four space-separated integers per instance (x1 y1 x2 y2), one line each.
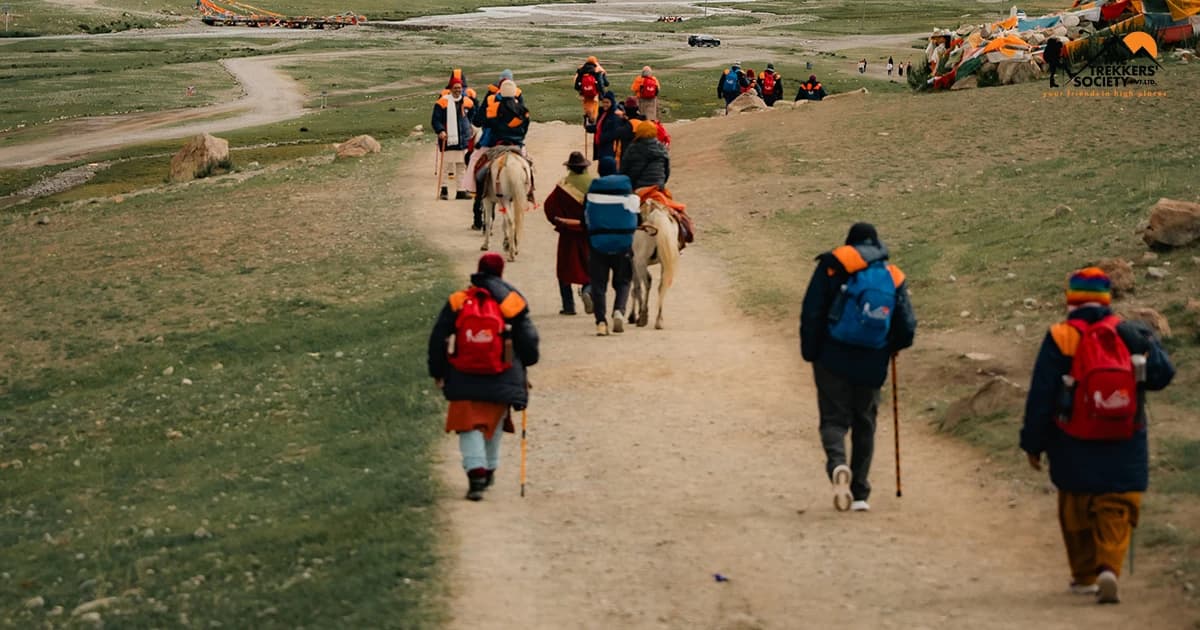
431 76 476 200
800 223 916 512
1020 267 1173 604
428 253 540 501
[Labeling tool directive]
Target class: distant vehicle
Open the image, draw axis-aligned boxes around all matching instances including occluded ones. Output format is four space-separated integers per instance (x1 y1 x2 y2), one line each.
688 34 721 47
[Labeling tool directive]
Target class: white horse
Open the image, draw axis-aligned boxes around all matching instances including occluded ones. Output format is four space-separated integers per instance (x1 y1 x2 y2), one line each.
630 198 680 329
480 148 533 262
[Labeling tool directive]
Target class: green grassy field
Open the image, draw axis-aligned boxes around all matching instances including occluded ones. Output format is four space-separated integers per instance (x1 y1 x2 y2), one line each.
0 147 456 628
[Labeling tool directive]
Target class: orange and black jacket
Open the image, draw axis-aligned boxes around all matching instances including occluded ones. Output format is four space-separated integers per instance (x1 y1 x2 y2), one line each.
481 88 530 145
428 273 539 408
1019 305 1173 493
799 242 916 387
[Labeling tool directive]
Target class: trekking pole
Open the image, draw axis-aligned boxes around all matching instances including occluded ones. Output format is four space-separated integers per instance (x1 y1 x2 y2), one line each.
433 138 445 200
892 354 902 498
520 407 528 498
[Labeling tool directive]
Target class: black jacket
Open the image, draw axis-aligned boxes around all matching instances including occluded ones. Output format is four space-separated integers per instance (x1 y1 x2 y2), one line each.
799 243 917 387
427 273 540 408
1019 306 1174 493
620 137 670 189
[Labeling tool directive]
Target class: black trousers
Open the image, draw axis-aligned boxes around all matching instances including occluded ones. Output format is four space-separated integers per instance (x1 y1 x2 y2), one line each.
814 362 881 501
588 250 632 324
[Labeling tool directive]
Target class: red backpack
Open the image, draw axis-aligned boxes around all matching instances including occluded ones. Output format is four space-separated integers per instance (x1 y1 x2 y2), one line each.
639 76 659 98
448 287 510 375
760 72 777 94
580 73 598 99
1057 316 1139 440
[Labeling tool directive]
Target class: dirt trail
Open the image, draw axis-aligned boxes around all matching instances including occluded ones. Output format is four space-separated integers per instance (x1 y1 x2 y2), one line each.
396 122 1186 628
0 52 317 168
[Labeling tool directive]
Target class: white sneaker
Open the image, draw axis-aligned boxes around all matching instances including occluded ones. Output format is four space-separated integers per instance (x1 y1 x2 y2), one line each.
1070 582 1100 595
596 321 609 336
1097 570 1119 604
850 500 870 512
612 311 625 333
831 464 852 512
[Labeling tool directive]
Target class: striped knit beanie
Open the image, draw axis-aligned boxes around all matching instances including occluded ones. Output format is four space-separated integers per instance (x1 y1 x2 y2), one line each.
1066 267 1111 307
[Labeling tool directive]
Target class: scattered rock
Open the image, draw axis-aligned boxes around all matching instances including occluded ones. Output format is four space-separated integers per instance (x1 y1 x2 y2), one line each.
169 133 230 183
998 60 1042 84
960 310 971 318
48 606 63 617
24 596 44 609
1122 307 1171 338
78 611 103 627
166 429 183 440
181 378 193 386
412 124 423 133
194 527 212 539
1051 204 1073 217
72 597 117 616
963 352 994 361
36 215 49 225
1146 266 1169 279
1142 197 1200 248
1015 324 1026 335
1023 298 1038 309
333 134 382 159
823 87 869 100
948 274 957 282
940 376 1026 433
727 92 769 112
162 366 174 377
1184 298 1200 315
1096 258 1134 297
1141 251 1159 262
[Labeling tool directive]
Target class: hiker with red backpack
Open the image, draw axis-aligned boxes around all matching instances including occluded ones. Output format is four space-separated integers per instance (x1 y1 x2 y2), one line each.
800 223 917 513
428 253 540 501
629 65 661 121
575 56 609 126
1020 267 1174 604
759 63 783 106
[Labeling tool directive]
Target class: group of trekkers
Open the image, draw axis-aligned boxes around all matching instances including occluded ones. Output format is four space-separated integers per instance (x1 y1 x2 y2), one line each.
427 61 1176 607
717 60 827 110
431 68 531 229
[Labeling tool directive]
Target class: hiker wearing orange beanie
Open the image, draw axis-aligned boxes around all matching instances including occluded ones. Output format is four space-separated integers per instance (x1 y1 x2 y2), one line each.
620 120 669 190
1020 267 1174 603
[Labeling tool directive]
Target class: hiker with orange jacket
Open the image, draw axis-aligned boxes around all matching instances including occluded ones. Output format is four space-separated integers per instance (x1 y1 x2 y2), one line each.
800 223 916 513
629 65 662 121
759 63 784 106
1020 267 1173 604
428 253 540 501
795 75 827 101
574 56 609 125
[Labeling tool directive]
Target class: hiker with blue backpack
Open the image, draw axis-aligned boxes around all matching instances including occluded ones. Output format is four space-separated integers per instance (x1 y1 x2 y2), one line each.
428 252 540 501
1020 267 1174 604
584 156 639 336
717 62 750 113
800 223 917 513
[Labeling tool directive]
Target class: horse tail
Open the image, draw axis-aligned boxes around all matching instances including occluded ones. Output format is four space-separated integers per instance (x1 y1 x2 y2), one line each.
654 209 680 289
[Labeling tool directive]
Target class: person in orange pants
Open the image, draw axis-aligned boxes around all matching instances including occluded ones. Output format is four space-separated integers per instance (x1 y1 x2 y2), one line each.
1021 268 1175 603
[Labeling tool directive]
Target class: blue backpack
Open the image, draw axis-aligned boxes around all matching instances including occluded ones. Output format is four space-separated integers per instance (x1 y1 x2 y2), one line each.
722 70 741 95
584 175 639 254
828 260 896 349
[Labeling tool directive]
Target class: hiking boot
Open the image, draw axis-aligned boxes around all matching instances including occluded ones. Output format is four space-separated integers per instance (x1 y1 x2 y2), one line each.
1096 570 1119 604
831 464 853 512
559 309 577 316
456 191 472 200
1069 582 1100 595
612 311 625 333
596 321 609 336
440 186 449 200
850 500 870 512
466 469 488 501
580 289 594 314
484 469 495 489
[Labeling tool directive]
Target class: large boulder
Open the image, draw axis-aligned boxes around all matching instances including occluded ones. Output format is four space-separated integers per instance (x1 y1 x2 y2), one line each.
169 133 230 182
1142 197 1200 248
1096 258 1135 297
727 92 769 113
998 60 1042 85
334 135 382 159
